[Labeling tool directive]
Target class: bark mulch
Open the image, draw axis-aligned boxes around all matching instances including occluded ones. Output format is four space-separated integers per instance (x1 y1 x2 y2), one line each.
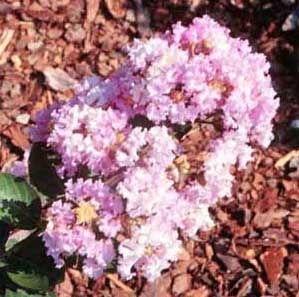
1 0 299 296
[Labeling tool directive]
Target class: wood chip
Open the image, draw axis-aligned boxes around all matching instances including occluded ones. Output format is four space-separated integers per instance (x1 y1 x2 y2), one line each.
11 54 22 69
65 24 86 43
140 275 171 297
257 277 267 295
2 124 30 150
216 253 241 272
106 273 134 293
134 0 151 37
86 0 100 23
0 29 14 60
15 113 30 125
0 141 11 168
42 67 78 91
172 273 192 295
253 208 289 229
186 287 209 297
236 278 253 297
288 254 299 275
275 150 299 168
54 272 74 297
104 0 127 19
257 188 278 212
260 247 287 285
205 243 214 261
25 8 57 22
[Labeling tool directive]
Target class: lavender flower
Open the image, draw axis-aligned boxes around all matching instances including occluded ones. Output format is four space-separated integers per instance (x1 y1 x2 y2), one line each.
32 15 279 281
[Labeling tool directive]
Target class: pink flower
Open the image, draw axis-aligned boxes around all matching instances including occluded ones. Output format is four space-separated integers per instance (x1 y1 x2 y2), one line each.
29 102 61 142
35 15 279 282
48 103 129 176
5 149 30 177
43 179 119 274
118 217 181 281
118 166 178 217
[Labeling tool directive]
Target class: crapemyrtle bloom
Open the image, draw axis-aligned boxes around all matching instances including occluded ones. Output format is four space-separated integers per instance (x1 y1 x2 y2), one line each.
32 15 279 282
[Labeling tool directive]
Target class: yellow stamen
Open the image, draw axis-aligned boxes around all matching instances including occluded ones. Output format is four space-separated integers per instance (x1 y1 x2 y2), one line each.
116 132 126 144
175 155 191 174
144 245 154 256
75 202 98 224
202 39 213 52
208 79 227 94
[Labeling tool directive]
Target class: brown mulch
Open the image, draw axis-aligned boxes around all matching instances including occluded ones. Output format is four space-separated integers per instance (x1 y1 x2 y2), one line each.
1 0 299 296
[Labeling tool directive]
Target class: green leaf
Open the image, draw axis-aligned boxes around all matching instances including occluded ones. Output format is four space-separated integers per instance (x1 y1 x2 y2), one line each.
0 259 8 268
0 201 41 230
7 268 50 291
5 289 56 297
0 174 41 229
7 235 64 291
5 289 32 297
0 221 10 249
0 174 38 205
5 230 35 252
29 143 64 199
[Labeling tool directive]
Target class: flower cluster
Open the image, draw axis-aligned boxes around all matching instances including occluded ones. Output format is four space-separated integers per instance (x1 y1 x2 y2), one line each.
43 178 121 278
29 16 279 282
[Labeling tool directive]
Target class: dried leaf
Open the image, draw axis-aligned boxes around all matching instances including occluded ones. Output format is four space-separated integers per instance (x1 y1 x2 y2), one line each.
42 67 78 91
